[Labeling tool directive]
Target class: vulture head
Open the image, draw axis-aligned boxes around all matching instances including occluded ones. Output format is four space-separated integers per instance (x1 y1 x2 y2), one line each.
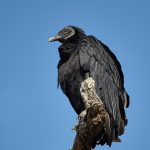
48 26 86 43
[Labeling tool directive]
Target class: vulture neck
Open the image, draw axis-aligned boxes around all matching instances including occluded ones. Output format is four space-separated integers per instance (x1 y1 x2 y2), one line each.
58 36 85 60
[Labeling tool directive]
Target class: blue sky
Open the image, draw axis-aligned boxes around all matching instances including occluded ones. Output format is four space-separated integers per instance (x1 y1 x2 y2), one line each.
0 0 150 150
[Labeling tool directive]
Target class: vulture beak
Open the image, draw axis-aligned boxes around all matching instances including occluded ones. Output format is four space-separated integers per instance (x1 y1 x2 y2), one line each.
48 35 62 42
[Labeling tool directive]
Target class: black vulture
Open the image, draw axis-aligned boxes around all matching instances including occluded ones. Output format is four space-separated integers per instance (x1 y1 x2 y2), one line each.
48 26 129 147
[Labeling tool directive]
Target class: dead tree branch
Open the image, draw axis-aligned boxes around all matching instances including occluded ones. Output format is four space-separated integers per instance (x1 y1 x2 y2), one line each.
71 77 107 150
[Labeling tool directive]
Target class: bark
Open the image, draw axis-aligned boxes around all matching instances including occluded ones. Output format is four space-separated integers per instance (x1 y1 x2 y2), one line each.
71 77 107 150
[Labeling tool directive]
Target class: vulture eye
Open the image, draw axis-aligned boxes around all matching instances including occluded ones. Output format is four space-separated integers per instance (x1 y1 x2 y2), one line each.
64 29 69 34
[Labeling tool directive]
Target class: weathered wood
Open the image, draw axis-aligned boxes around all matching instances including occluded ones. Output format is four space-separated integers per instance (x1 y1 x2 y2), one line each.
71 77 107 150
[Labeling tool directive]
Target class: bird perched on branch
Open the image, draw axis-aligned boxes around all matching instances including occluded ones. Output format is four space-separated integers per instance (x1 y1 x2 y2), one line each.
48 26 129 148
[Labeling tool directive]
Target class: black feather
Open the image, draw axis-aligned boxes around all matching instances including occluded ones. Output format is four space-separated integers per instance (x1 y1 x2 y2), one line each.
53 26 130 146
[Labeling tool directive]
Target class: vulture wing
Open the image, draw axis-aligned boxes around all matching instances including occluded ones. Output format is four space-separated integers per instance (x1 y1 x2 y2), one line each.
79 36 129 143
